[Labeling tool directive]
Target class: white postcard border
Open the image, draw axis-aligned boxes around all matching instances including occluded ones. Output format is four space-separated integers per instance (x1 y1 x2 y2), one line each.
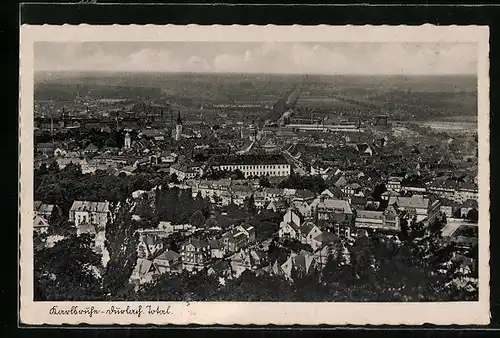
19 24 490 325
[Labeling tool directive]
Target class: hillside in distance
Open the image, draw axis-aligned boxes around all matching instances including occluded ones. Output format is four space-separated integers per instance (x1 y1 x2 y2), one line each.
34 71 478 121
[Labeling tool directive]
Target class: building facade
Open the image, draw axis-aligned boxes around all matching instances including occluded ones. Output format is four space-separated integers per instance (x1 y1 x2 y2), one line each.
69 200 110 229
211 154 291 178
181 238 211 271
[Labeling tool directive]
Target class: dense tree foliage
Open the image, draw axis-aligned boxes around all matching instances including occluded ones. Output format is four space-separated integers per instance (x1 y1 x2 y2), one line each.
154 186 210 225
34 163 161 217
35 128 128 150
278 173 327 194
258 177 271 188
34 234 103 301
102 203 140 299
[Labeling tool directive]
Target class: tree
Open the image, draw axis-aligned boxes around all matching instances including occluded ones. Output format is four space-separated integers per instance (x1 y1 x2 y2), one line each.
231 169 245 180
34 234 103 301
189 210 206 228
243 194 257 214
259 177 271 188
372 183 387 202
466 208 478 223
102 203 139 299
134 194 155 222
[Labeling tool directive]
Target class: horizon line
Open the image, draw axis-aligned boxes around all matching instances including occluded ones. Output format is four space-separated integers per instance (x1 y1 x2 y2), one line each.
34 70 478 77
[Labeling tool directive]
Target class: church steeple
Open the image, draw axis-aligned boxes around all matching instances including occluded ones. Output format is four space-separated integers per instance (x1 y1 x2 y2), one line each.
176 111 182 125
174 111 183 141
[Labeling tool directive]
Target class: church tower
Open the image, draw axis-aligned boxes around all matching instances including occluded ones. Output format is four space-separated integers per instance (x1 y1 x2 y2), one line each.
124 131 131 149
174 111 183 141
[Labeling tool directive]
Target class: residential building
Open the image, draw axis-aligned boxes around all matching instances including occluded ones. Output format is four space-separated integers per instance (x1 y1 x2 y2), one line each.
386 177 404 193
69 201 110 229
293 189 316 204
299 222 323 246
137 233 165 259
388 195 441 223
230 248 264 278
211 154 291 178
33 215 50 234
279 221 301 241
130 258 158 286
76 223 97 236
427 180 478 204
221 224 256 253
271 254 295 281
427 180 456 199
262 187 286 202
170 163 199 181
309 196 354 222
208 238 225 259
310 231 340 253
53 147 67 157
381 190 400 201
349 196 368 210
266 199 288 213
459 199 478 218
83 143 99 154
153 250 181 274
320 186 344 199
355 206 401 232
34 201 54 218
440 198 460 218
310 164 334 180
455 183 479 203
280 208 302 228
356 143 373 156
342 183 362 198
181 238 211 271
158 221 194 235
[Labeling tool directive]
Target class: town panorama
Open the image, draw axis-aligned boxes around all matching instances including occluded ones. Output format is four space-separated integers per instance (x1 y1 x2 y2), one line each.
33 67 479 302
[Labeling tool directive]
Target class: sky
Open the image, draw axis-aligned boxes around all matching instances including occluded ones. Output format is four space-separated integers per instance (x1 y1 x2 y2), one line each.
34 41 477 75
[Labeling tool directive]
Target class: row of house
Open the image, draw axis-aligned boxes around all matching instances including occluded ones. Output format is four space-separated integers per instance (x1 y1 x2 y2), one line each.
354 195 442 232
386 177 478 204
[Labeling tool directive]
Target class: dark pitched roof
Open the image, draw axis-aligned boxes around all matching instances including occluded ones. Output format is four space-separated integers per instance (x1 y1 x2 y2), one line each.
350 196 368 206
144 234 163 246
212 154 289 166
208 239 222 249
155 250 180 262
300 222 317 237
314 231 339 244
294 189 316 200
189 238 209 249
78 223 97 234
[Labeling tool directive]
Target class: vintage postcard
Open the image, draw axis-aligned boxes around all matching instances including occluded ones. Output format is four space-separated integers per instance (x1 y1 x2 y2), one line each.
19 25 490 325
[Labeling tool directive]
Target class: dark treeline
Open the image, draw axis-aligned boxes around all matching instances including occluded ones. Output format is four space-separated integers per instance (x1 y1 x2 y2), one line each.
154 186 211 226
34 201 140 301
278 173 328 194
35 128 135 150
34 162 166 217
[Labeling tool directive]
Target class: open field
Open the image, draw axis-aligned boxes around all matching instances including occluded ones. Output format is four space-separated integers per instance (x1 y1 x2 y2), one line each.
35 71 478 122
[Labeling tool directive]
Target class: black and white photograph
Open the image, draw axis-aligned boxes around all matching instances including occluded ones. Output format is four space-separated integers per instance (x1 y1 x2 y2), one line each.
20 25 490 325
